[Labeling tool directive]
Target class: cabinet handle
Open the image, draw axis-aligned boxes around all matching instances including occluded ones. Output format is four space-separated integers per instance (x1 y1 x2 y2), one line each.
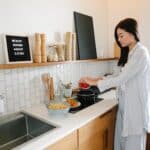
103 128 108 149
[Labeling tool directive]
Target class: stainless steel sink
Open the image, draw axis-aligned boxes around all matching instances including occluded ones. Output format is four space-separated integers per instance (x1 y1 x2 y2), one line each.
0 112 57 150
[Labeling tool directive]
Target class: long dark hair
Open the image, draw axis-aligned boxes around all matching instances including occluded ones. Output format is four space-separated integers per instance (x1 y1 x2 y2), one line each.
114 18 140 66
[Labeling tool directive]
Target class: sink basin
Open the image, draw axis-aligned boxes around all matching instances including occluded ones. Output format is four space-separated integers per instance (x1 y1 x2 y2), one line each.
0 112 57 150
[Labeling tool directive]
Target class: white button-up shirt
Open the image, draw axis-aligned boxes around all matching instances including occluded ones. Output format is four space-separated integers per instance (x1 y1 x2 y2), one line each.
97 42 150 136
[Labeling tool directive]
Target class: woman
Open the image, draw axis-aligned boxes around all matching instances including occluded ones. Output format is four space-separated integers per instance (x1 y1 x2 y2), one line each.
80 18 150 150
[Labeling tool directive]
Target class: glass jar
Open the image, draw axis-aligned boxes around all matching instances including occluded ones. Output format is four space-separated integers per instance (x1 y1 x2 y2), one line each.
64 88 72 98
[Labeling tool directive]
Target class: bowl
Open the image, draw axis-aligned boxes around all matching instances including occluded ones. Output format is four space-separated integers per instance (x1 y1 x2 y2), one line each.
65 98 81 108
47 101 70 115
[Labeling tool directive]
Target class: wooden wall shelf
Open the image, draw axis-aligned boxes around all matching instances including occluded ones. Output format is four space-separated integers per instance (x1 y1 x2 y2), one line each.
0 57 118 70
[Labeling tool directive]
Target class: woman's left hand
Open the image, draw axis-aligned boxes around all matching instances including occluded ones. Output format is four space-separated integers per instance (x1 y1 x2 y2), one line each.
79 77 103 86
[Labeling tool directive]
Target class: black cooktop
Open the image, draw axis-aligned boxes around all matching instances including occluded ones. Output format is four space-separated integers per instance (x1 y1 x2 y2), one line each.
69 97 104 114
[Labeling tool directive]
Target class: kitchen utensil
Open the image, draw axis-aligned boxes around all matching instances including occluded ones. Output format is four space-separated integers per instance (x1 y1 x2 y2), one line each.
49 77 55 100
41 73 49 99
76 86 101 107
41 74 55 101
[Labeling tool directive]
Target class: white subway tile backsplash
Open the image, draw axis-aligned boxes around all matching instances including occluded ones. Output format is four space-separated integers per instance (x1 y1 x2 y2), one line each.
0 81 3 88
0 61 117 115
7 102 14 113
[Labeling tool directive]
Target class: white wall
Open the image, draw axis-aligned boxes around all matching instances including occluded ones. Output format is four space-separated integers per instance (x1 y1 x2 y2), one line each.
1 0 150 63
138 0 150 50
107 0 150 56
107 0 140 57
0 0 108 61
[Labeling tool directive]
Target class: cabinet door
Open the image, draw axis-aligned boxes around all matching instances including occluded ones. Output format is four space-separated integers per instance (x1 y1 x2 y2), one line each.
107 107 117 150
146 133 150 150
78 106 117 150
46 131 78 150
99 107 117 150
78 117 103 150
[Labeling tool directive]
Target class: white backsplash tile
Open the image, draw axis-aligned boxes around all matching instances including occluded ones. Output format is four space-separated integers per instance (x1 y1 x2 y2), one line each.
0 61 117 115
108 61 120 75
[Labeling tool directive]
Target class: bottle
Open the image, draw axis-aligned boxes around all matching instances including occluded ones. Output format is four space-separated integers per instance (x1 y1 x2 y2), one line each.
41 33 47 63
33 33 41 63
63 82 72 98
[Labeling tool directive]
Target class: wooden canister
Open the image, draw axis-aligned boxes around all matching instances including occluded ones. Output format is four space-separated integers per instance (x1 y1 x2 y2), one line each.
34 33 41 63
41 33 47 63
56 44 65 61
65 32 72 61
72 32 76 60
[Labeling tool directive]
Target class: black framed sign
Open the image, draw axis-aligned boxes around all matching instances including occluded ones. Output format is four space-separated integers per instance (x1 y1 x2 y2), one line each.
3 34 32 64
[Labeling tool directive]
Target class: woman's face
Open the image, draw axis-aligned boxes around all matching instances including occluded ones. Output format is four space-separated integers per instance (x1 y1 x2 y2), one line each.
117 28 135 47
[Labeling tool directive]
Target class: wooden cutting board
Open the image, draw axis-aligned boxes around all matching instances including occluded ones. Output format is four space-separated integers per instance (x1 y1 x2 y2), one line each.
114 42 120 58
